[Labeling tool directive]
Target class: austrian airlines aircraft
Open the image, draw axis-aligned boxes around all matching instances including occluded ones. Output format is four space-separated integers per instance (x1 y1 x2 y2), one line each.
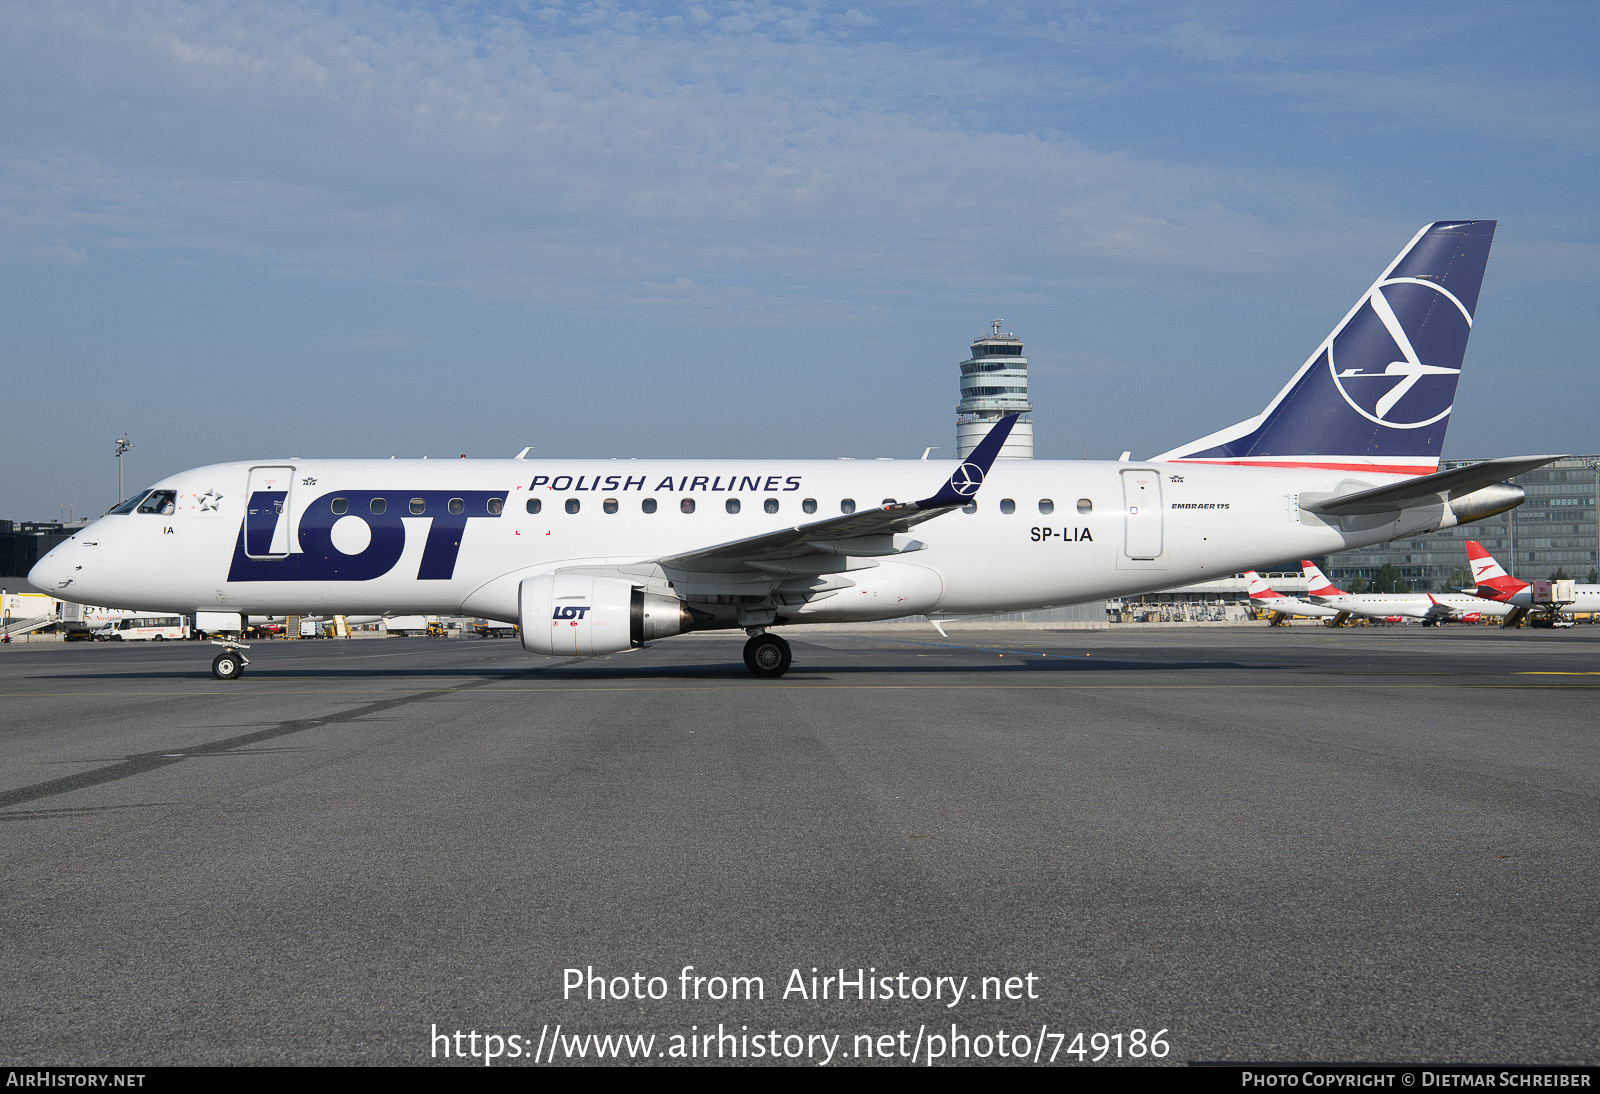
1464 541 1600 616
1299 560 1510 625
29 221 1561 678
1242 571 1342 623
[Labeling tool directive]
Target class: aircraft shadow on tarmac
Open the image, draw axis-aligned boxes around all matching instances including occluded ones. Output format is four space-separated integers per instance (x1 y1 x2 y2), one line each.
36 654 1264 681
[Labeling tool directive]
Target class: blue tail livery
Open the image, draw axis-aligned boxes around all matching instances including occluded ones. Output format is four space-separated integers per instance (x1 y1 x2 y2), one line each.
1154 220 1496 475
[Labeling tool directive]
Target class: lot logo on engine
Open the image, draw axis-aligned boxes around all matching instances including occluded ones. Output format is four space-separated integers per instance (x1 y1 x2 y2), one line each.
553 606 591 620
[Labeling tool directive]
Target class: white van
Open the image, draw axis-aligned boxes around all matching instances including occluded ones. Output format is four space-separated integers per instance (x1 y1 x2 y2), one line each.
94 616 190 642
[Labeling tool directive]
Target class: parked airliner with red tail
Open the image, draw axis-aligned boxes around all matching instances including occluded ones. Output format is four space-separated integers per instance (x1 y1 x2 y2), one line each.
1299 560 1510 625
29 221 1560 677
1465 540 1600 625
1243 571 1342 624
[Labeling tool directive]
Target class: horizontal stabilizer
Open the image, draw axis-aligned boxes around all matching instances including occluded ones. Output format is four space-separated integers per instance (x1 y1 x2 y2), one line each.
1300 455 1563 516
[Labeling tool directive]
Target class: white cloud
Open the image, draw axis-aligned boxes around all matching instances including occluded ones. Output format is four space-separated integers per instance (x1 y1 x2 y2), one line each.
0 0 1572 326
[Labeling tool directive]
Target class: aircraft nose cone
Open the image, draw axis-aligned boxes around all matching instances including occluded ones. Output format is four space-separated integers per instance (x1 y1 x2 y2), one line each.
28 545 70 593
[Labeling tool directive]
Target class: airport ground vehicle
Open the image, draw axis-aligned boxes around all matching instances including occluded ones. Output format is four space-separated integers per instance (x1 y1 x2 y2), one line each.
93 615 190 641
30 222 1560 679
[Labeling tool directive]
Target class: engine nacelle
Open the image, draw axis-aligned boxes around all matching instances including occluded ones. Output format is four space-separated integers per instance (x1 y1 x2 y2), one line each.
1449 482 1524 524
519 573 693 656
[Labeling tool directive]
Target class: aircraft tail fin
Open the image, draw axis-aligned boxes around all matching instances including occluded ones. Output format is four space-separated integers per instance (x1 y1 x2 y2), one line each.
1464 539 1527 598
1153 221 1496 475
1300 560 1345 597
1244 571 1279 600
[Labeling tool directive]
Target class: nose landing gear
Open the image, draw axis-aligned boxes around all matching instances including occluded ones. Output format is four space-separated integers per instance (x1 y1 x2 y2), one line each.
742 630 792 678
209 640 251 681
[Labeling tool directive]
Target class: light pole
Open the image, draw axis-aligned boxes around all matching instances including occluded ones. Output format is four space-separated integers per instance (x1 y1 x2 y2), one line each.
1586 458 1600 582
114 434 134 504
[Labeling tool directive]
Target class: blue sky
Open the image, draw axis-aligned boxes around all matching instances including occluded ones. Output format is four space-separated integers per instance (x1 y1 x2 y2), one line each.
2 1 1596 518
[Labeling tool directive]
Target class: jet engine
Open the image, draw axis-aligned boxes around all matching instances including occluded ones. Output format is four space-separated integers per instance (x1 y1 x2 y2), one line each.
519 573 694 656
1449 483 1524 524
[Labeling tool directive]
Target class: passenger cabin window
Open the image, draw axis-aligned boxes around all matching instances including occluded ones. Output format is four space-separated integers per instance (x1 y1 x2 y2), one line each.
448 497 465 515
1039 499 1054 514
371 498 387 515
764 498 779 514
1076 498 1093 514
840 499 856 514
565 498 580 514
137 491 177 515
642 498 657 514
802 498 817 514
1000 498 1016 514
882 498 896 506
526 498 541 514
681 498 696 514
487 497 503 515
603 498 619 514
726 498 740 514
962 502 977 514
331 498 348 515
409 498 426 515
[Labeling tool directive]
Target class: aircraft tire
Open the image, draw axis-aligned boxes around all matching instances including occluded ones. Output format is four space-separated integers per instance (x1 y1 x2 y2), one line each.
211 652 245 681
743 633 792 678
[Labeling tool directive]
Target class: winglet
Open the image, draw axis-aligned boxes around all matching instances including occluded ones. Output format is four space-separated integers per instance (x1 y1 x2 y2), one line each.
916 414 1019 510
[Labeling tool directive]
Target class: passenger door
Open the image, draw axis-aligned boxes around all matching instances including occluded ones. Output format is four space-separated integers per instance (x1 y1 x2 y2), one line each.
1120 469 1163 560
244 466 296 559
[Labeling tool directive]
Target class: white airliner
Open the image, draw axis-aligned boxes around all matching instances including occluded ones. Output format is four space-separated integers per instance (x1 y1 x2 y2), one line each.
29 221 1561 678
1242 571 1343 623
1464 540 1600 623
1299 560 1511 625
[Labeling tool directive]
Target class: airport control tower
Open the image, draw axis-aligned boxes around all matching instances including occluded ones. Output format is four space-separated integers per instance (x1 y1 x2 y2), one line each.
956 321 1034 459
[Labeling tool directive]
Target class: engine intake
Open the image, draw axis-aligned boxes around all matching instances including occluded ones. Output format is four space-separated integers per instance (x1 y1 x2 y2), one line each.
519 573 694 656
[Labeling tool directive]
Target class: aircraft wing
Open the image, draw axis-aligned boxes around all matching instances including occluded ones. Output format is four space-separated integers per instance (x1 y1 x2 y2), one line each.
657 415 1018 574
1300 455 1565 516
1422 596 1458 623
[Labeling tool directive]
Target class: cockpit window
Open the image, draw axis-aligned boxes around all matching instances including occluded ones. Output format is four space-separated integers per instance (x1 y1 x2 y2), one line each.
136 490 177 516
108 492 152 515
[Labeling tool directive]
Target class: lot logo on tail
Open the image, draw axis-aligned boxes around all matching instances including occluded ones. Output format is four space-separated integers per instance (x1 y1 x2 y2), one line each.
950 463 986 496
1329 277 1472 429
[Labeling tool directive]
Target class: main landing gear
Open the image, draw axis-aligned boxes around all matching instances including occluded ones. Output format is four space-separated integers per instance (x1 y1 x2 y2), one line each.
210 640 251 681
742 630 792 678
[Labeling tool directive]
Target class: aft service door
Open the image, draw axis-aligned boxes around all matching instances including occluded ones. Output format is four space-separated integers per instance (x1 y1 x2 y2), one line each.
1120 469 1163 560
244 465 295 559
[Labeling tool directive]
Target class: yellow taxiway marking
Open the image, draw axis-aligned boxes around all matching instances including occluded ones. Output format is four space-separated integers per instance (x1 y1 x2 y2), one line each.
1516 671 1600 676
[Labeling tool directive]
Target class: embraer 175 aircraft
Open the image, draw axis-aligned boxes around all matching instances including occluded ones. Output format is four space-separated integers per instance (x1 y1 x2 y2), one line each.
1243 571 1342 624
1465 540 1600 622
30 221 1562 679
1299 559 1510 625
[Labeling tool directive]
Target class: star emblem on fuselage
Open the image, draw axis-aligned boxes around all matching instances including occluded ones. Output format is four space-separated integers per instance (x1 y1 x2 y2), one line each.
197 489 223 511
